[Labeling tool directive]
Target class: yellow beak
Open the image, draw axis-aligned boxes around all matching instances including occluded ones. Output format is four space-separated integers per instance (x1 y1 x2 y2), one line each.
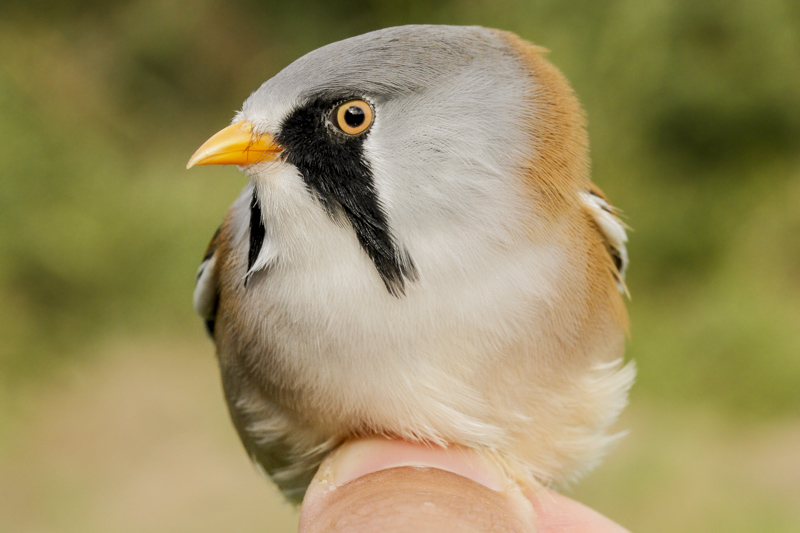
186 121 283 169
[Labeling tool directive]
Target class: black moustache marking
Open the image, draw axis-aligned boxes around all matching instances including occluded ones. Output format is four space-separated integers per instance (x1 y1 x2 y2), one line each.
247 188 267 278
275 95 416 296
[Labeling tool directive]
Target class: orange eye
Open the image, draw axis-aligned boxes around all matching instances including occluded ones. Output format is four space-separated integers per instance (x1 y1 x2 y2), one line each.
334 100 374 135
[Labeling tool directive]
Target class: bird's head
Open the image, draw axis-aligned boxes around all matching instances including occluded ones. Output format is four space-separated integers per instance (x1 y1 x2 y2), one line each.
188 25 590 296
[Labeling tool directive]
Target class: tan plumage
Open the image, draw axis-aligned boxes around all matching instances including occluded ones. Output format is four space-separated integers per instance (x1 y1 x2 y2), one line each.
189 25 634 503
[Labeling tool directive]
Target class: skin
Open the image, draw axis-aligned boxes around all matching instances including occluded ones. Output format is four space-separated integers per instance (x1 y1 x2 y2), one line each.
299 438 629 532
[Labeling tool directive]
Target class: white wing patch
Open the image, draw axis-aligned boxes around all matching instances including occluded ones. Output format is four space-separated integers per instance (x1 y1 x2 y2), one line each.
193 225 224 336
580 190 629 292
194 252 218 321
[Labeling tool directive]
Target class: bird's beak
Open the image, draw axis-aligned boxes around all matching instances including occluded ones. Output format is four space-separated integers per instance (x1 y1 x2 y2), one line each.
186 120 283 169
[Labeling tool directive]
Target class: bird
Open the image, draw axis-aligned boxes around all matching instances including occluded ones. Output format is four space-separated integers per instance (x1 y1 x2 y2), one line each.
187 25 634 504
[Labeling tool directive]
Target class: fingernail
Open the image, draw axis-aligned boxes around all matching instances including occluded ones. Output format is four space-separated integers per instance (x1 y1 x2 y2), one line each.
305 436 511 498
356 437 506 488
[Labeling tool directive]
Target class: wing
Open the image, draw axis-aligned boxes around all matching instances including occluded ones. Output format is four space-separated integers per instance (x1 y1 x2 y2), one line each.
580 186 629 293
194 182 276 336
193 226 222 337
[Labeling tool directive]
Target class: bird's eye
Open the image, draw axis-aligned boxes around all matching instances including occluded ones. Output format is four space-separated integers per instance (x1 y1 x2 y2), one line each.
334 100 373 136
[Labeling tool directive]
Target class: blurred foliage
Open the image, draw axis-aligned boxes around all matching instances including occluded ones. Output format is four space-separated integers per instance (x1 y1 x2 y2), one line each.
1 0 799 457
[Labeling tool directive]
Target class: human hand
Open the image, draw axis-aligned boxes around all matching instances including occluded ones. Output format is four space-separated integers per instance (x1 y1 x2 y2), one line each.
299 437 629 532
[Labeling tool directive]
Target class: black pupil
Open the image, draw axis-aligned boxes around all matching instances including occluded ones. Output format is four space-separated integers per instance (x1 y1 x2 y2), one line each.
344 106 365 128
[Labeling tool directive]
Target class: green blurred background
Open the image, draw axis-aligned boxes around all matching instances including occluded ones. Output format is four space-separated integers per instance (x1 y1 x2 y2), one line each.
1 0 799 531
